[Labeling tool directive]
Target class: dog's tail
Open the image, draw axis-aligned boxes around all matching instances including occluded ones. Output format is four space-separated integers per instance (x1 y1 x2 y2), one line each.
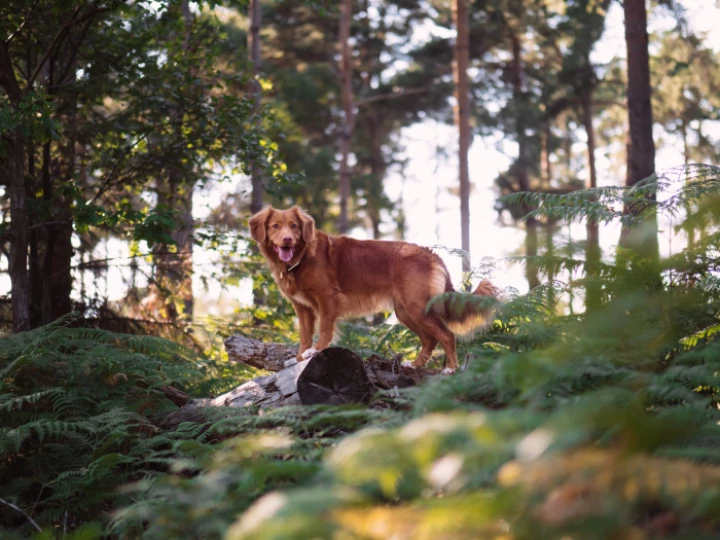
427 279 499 338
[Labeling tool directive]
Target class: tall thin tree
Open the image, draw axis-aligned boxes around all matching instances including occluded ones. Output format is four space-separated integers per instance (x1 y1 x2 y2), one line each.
248 0 263 214
0 41 31 331
337 0 355 234
154 0 195 321
620 0 658 262
508 26 539 290
452 0 471 286
580 84 602 310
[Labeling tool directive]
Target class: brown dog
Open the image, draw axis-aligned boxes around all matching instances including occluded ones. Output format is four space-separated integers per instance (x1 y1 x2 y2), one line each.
249 206 497 373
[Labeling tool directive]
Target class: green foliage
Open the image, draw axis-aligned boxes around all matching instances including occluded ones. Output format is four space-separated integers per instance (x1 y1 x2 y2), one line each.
0 88 59 156
192 170 720 539
5 168 720 537
0 316 251 536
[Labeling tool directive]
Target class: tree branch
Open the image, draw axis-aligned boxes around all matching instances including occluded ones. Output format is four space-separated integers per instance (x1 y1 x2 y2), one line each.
0 40 22 104
6 0 41 44
0 498 42 533
26 3 83 88
26 4 111 89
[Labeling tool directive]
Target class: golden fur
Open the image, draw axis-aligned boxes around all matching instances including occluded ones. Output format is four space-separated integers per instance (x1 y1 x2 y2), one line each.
249 206 497 370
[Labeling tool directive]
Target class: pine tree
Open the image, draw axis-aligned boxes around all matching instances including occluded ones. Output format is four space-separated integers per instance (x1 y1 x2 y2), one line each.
620 0 659 264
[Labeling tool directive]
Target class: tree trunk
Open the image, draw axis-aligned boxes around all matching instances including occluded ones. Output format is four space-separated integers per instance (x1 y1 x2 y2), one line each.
248 0 264 215
28 140 42 328
41 103 74 325
154 180 194 321
544 222 557 308
153 0 195 321
580 90 601 312
540 123 551 185
40 140 55 324
680 119 689 167
452 0 471 285
368 113 385 241
620 0 658 262
6 134 31 332
337 0 355 234
0 42 31 332
47 151 74 323
509 29 539 291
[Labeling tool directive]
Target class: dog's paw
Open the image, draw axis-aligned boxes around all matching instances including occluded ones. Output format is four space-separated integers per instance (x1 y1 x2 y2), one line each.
301 347 318 361
440 367 456 375
401 361 417 370
284 358 298 368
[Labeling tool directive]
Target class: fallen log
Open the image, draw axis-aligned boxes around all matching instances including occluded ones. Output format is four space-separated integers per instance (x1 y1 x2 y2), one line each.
297 347 372 405
160 358 308 427
160 339 437 428
222 336 434 385
161 347 375 428
224 335 297 371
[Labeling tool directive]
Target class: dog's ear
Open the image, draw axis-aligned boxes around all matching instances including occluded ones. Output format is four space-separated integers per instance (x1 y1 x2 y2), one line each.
249 207 273 243
292 206 315 243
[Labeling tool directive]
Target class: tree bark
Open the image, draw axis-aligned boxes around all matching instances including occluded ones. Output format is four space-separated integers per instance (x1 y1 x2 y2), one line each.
154 179 194 321
540 123 551 186
0 41 31 332
368 113 385 241
46 31 80 324
161 347 381 428
452 0 472 285
509 29 539 291
161 340 433 428
248 0 264 215
296 347 373 405
580 90 601 312
620 0 658 262
224 334 298 371
159 359 310 428
153 0 195 321
6 135 31 332
224 335 424 386
337 0 355 234
47 166 74 322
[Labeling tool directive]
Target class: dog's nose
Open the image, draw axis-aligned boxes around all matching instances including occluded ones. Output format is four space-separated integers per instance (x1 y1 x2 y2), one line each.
282 236 293 245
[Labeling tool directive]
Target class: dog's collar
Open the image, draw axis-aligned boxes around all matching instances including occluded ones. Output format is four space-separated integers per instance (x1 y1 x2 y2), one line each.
280 256 303 279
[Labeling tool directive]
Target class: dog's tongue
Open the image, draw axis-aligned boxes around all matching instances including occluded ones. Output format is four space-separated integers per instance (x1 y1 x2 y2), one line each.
278 246 294 263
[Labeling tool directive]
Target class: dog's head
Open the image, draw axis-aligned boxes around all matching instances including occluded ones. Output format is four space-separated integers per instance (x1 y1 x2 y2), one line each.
249 206 316 263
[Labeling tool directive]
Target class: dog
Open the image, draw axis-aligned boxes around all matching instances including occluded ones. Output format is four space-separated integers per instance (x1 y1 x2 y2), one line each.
249 206 497 374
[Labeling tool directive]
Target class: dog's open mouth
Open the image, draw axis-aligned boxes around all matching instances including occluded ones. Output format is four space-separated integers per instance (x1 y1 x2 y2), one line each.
274 245 295 263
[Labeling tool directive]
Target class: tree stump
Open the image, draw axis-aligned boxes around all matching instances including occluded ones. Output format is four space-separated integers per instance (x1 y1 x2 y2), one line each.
297 347 372 405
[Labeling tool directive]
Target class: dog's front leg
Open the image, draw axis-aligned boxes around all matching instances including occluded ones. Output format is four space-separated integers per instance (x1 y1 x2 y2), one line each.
315 298 339 351
293 302 317 361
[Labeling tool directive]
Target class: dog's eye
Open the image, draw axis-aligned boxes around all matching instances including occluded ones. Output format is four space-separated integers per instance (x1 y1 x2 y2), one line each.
272 224 279 229
291 223 298 229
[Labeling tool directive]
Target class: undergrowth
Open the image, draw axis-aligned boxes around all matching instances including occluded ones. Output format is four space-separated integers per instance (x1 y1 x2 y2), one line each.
2 166 720 539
